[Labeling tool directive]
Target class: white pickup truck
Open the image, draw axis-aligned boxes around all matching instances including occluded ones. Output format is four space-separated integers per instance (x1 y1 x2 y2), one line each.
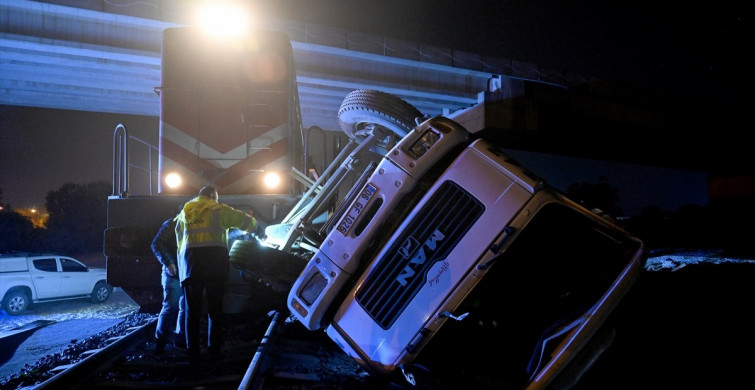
0 253 113 315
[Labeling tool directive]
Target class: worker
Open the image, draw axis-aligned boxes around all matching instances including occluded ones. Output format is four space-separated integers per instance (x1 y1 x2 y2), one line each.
174 185 257 364
150 214 185 354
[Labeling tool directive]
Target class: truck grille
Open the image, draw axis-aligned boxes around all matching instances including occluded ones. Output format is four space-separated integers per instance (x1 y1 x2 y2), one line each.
356 180 484 329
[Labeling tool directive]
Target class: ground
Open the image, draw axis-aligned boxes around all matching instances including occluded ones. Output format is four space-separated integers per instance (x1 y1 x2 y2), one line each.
1 251 754 389
0 287 143 384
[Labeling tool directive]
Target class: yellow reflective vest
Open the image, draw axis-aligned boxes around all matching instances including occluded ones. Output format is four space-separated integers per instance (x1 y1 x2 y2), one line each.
174 195 256 279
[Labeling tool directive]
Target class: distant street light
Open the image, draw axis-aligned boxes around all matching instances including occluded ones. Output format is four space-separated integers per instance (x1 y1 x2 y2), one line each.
18 207 47 228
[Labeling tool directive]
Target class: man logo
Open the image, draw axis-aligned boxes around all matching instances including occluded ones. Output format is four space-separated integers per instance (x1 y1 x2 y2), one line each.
396 229 445 286
398 237 419 258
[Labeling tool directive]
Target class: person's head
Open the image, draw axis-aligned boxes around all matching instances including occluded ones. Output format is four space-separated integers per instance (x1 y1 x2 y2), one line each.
199 186 219 201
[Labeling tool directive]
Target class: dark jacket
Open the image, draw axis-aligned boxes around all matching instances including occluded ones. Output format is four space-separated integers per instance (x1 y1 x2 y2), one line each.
151 218 178 268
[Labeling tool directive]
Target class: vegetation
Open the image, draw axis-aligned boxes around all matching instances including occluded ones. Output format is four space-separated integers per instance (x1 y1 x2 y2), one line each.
565 176 755 257
566 175 621 217
1 177 753 257
0 181 110 254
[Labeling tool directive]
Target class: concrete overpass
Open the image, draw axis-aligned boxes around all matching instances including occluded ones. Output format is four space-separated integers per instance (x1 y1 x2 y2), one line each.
1 0 585 132
3 0 748 180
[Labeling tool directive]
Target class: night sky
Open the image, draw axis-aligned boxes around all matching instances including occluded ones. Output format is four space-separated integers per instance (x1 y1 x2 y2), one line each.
259 0 748 105
0 107 158 210
0 1 749 214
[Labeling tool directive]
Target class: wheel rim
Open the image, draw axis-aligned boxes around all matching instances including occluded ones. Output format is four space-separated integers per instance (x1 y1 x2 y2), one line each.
337 89 423 156
9 296 25 312
96 288 108 301
352 122 400 155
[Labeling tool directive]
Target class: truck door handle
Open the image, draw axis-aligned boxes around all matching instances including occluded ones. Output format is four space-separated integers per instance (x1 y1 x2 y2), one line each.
478 226 514 270
489 226 514 253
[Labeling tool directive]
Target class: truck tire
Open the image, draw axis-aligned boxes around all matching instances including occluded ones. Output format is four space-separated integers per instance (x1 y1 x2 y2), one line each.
337 89 424 155
229 240 305 292
90 282 113 303
2 288 30 316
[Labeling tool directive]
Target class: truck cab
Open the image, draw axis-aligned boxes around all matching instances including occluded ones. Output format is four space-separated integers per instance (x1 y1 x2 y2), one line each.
282 99 646 389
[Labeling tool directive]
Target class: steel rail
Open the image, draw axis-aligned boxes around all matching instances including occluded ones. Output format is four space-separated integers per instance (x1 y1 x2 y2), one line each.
35 318 156 390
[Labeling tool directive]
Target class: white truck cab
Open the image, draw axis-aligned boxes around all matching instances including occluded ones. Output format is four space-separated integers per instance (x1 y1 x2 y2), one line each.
286 113 645 389
288 117 470 330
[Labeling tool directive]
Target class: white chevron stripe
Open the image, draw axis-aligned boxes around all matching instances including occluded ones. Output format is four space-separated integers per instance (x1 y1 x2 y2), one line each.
157 156 206 193
161 122 289 169
223 155 292 193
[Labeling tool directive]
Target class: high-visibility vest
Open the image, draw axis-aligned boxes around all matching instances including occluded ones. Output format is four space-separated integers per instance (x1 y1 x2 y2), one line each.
175 195 256 259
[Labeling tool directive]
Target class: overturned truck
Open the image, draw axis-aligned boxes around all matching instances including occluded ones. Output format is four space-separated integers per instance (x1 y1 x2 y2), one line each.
246 95 646 389
104 25 645 390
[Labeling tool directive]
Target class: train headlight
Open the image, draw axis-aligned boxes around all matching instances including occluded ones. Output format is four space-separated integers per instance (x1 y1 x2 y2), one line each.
196 1 252 37
165 172 182 189
263 172 281 189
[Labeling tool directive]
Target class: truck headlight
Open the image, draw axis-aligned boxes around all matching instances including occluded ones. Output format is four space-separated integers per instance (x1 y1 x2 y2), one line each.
408 129 441 158
298 271 328 306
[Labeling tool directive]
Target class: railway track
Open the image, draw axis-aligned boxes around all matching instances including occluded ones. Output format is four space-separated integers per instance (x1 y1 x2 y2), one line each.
19 311 383 390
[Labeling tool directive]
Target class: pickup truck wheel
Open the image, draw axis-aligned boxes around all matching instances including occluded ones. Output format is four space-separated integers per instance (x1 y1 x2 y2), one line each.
337 89 424 155
91 282 113 303
2 289 30 316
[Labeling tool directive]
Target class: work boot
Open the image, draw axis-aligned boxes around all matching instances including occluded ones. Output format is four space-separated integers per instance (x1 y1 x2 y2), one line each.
188 354 200 367
188 346 201 366
173 333 186 349
155 339 167 354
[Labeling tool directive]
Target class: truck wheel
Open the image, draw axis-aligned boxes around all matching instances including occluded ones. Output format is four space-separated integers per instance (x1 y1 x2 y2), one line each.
229 240 306 292
2 289 30 316
337 89 424 155
91 282 113 303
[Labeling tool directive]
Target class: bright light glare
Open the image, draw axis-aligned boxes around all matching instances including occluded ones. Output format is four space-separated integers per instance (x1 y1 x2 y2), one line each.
198 2 250 37
263 172 281 188
165 172 182 189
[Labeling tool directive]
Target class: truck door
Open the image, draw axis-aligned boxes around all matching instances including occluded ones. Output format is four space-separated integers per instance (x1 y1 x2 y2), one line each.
58 257 92 296
30 257 62 299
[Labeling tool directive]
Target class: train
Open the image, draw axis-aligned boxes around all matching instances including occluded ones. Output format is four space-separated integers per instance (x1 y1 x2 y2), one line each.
104 25 311 310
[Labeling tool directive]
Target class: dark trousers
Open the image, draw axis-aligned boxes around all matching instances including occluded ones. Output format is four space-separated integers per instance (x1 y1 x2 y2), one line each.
181 246 229 360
